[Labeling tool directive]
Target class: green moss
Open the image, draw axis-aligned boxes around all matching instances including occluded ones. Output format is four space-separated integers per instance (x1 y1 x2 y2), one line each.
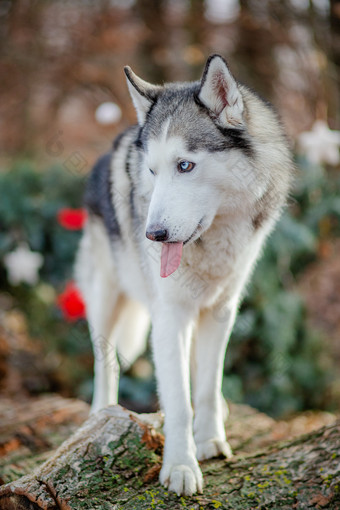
46 423 163 509
212 500 223 508
257 481 270 490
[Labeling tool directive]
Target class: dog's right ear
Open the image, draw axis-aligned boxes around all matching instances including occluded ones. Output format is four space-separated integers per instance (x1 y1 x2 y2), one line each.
124 66 161 125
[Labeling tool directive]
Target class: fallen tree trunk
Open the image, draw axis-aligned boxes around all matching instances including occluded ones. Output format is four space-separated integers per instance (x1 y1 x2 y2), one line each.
0 395 90 486
0 403 339 510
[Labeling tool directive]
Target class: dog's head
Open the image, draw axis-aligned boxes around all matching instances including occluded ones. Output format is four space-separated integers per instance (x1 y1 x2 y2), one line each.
124 55 259 276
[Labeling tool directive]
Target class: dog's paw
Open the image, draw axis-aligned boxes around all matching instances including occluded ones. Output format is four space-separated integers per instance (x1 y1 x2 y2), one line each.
160 461 203 496
196 438 233 461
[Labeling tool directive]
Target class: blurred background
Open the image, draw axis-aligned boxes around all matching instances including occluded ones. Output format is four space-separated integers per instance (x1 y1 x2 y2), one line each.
0 0 340 419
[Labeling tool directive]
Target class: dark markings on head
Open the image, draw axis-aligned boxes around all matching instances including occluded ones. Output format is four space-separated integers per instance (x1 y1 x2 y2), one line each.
134 128 144 151
135 82 253 159
84 152 120 238
193 92 253 157
124 143 137 220
112 131 125 152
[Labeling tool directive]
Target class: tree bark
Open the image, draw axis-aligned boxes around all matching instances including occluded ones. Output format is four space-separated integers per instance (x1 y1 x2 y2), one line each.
0 395 90 487
0 401 339 510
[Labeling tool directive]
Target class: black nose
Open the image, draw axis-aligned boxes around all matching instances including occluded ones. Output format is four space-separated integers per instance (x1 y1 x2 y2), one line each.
146 228 169 242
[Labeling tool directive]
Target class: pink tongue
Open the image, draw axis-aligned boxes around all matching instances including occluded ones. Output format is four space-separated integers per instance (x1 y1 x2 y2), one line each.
160 242 183 278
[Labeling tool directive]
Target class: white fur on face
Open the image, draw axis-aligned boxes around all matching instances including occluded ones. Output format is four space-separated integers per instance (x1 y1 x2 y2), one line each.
144 132 260 242
145 134 218 242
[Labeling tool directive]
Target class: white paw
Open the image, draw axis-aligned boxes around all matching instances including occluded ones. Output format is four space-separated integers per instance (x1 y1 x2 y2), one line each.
196 438 233 461
159 461 203 496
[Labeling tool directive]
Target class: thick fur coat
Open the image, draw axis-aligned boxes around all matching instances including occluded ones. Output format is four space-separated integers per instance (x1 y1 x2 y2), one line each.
75 55 294 496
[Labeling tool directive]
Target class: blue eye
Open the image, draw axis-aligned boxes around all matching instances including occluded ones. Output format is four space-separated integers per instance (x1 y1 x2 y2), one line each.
149 168 155 175
178 160 195 173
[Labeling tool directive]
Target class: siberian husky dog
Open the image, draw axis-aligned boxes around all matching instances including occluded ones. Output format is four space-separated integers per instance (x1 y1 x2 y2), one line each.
75 54 293 496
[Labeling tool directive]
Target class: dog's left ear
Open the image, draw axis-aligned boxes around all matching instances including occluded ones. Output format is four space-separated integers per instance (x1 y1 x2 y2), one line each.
198 55 244 129
124 66 161 125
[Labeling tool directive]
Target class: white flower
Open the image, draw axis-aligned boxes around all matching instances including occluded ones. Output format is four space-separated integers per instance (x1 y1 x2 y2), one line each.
4 244 44 286
298 120 340 165
95 102 122 125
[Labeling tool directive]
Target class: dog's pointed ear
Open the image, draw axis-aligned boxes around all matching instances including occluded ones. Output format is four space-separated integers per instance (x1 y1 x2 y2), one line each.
124 66 161 125
198 55 244 128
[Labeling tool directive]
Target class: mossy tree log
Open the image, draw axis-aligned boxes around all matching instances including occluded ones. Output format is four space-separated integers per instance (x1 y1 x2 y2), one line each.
0 404 339 510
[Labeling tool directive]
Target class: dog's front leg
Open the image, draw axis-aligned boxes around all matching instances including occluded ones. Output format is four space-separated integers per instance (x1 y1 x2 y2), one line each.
192 304 237 461
151 303 202 496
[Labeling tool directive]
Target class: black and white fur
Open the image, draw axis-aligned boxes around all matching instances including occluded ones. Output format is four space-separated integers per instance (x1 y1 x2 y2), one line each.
75 55 293 496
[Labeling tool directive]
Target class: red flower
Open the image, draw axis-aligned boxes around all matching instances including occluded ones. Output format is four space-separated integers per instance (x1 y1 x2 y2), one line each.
57 208 88 230
57 281 86 321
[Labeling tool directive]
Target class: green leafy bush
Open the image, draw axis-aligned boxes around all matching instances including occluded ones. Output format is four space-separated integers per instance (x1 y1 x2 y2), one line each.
225 156 339 416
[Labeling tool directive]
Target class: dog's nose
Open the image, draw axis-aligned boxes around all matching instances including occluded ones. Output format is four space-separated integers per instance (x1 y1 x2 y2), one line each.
146 227 169 242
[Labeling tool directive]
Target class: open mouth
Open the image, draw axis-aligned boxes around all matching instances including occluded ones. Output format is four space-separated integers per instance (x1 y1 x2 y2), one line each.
160 219 204 278
184 219 204 245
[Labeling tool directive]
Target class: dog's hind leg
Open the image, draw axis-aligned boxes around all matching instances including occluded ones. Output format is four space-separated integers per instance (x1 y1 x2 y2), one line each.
75 218 122 413
115 299 150 371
